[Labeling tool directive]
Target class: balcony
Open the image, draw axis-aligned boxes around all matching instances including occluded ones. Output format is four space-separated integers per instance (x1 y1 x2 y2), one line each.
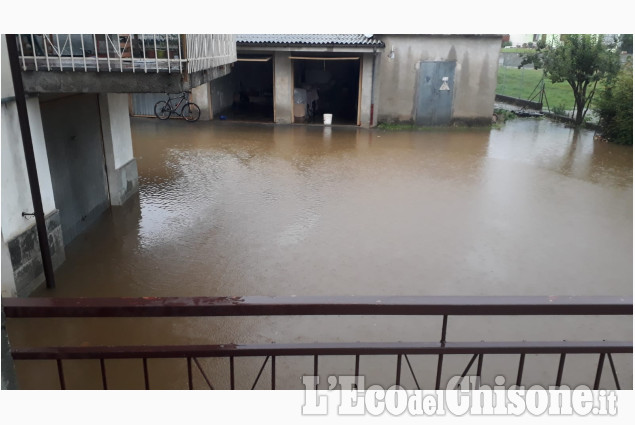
14 34 237 93
3 295 632 390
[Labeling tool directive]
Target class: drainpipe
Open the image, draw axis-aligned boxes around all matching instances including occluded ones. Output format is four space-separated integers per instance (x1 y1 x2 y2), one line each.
5 34 56 289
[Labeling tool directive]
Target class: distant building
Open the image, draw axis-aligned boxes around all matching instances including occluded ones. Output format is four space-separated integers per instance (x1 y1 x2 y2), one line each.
198 34 501 127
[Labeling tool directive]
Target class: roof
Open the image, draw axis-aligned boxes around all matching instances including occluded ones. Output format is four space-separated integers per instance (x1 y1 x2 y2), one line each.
236 34 385 48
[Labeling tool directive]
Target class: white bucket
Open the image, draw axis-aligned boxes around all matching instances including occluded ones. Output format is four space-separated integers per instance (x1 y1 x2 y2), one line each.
323 114 333 125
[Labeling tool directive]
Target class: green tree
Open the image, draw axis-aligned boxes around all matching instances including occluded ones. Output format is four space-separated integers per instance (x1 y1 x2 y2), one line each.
597 59 633 145
521 34 620 126
620 34 633 54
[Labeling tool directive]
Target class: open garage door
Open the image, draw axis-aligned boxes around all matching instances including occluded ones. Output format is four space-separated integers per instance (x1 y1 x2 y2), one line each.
211 55 274 123
291 56 361 125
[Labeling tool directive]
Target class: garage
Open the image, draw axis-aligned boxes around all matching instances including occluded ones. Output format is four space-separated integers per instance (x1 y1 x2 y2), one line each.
291 55 361 125
234 34 383 127
214 55 274 123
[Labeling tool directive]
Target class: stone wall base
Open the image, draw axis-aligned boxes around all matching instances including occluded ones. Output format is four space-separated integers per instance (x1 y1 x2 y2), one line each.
6 210 65 297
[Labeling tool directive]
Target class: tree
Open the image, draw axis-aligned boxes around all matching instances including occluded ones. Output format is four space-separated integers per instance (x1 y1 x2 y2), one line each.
521 34 620 126
597 59 633 145
620 34 633 54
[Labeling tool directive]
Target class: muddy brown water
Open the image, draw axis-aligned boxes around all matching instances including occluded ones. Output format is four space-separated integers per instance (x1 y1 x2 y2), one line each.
9 118 633 390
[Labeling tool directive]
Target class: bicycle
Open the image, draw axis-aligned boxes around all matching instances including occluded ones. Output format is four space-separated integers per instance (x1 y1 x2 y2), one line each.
154 92 201 122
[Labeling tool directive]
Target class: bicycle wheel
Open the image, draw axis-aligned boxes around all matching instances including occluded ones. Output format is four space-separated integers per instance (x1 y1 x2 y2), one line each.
154 101 171 120
182 102 201 122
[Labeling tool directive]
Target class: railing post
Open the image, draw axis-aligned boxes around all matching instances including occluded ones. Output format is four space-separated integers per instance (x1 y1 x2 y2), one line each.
314 355 319 390
92 34 99 72
56 359 66 390
187 357 193 390
555 353 566 388
30 34 38 71
594 353 606 390
607 353 621 390
435 315 448 390
100 358 108 390
229 356 235 390
143 357 150 390
271 356 276 390
395 354 402 387
516 353 525 388
354 355 359 390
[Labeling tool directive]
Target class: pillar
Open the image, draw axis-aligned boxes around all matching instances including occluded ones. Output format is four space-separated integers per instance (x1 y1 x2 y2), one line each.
191 83 212 120
359 53 375 128
98 93 139 206
274 51 293 124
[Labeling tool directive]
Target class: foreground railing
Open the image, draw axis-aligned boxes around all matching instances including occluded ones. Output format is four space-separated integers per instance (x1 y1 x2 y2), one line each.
3 296 632 390
14 34 236 74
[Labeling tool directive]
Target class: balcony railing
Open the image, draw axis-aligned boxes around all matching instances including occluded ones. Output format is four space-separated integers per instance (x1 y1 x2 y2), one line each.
3 295 632 390
14 34 236 74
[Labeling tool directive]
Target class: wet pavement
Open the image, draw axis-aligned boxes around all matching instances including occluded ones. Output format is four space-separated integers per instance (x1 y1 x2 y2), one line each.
9 117 633 389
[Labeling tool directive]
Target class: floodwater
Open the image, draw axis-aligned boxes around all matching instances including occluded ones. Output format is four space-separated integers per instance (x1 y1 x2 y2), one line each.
9 118 633 390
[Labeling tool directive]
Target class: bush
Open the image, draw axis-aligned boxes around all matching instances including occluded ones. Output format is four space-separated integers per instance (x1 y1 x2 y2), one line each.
493 108 516 122
536 38 547 50
597 60 633 145
551 104 567 116
502 40 512 48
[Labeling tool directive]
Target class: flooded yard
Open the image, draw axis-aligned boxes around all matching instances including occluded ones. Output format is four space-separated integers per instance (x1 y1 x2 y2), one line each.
10 118 633 389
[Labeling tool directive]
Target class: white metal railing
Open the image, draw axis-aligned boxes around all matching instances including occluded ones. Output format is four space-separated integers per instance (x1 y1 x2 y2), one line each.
15 34 236 74
185 34 237 73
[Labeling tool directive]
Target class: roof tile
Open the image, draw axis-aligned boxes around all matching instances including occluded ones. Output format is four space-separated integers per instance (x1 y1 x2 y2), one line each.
236 34 384 47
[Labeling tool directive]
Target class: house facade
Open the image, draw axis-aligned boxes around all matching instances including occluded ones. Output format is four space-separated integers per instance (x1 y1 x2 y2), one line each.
2 34 236 297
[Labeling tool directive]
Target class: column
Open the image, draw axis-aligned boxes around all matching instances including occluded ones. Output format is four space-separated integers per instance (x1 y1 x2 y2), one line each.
274 51 293 124
98 93 139 206
191 82 212 120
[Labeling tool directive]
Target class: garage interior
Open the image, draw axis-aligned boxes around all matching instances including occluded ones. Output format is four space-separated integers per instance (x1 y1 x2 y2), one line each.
292 56 361 125
217 56 274 122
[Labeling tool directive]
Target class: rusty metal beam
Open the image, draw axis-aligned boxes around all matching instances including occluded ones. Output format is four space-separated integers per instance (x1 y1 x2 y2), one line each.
2 296 632 318
11 340 632 360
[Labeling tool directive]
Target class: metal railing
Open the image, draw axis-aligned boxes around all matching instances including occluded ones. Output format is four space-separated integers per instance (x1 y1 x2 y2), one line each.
3 295 632 390
14 34 236 74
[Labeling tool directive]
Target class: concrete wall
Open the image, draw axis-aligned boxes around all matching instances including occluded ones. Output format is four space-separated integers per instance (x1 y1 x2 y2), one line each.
99 93 139 205
1 98 65 297
274 51 293 124
1 35 14 99
40 94 110 245
1 99 57 239
375 35 501 125
192 83 212 121
210 70 238 117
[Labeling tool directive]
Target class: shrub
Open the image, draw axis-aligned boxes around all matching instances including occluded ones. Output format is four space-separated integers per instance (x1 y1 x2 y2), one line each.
597 60 633 145
551 104 567 116
536 38 547 50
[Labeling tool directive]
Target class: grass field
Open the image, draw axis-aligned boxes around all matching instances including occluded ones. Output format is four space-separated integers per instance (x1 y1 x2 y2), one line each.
496 67 604 112
500 48 536 54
